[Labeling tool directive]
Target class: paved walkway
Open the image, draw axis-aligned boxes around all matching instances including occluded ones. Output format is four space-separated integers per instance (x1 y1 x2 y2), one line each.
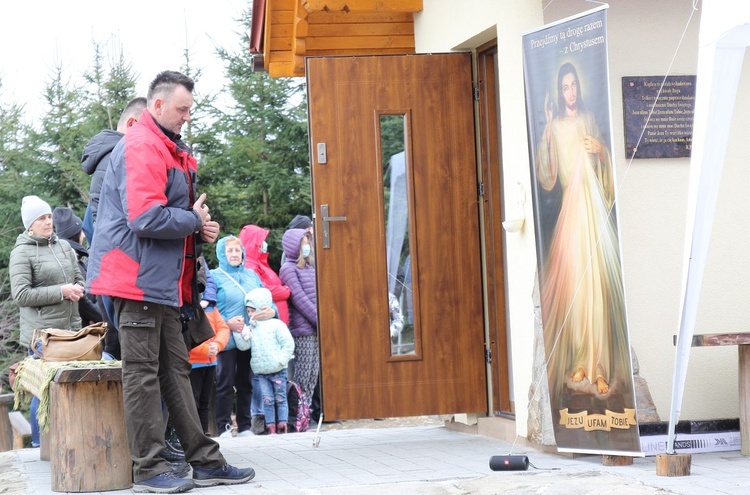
2 423 750 494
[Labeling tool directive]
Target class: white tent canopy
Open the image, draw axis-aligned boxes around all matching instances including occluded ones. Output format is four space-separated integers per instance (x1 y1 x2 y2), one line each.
668 0 750 454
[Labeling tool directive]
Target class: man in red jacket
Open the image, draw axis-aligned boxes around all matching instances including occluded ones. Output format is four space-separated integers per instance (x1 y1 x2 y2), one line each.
88 71 255 493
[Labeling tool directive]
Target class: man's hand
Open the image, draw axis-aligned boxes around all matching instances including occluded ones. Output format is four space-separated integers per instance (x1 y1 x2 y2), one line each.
201 220 220 243
194 193 220 242
192 193 210 225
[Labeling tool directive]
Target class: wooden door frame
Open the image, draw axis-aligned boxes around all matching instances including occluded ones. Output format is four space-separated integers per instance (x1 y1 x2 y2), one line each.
476 40 513 415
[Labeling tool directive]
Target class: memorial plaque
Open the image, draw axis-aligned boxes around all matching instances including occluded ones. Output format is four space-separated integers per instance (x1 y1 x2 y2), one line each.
622 75 696 159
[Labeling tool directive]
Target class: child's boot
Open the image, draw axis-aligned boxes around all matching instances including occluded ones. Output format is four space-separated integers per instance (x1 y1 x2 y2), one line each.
267 424 276 434
277 423 288 434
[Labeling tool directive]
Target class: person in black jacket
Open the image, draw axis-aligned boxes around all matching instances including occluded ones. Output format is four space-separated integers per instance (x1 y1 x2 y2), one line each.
52 207 102 328
81 97 147 239
80 96 146 360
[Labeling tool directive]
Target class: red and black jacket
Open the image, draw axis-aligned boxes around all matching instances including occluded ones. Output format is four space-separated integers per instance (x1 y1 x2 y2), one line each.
87 109 203 307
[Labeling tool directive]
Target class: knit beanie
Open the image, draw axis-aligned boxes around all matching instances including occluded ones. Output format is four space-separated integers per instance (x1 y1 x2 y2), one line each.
52 207 83 241
21 195 52 230
289 214 312 230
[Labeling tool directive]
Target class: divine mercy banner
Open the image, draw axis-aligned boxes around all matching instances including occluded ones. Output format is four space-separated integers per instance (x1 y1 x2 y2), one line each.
522 6 641 455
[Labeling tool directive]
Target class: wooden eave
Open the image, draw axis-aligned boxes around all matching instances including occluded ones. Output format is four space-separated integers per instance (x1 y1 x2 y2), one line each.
261 0 423 78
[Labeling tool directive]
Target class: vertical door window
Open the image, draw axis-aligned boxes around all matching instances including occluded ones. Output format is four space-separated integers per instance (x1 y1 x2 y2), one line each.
380 113 418 357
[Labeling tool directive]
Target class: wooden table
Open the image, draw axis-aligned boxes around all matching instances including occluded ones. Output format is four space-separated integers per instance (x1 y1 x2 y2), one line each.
677 333 750 455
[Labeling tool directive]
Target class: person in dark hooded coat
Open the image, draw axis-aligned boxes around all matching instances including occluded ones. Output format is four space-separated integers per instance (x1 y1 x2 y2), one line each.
80 97 146 240
79 97 146 359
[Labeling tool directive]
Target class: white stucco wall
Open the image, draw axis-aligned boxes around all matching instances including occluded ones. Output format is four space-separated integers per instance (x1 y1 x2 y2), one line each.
415 0 750 437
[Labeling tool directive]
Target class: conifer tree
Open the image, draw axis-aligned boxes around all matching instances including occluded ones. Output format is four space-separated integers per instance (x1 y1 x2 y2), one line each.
27 64 91 210
0 81 34 272
193 8 311 269
83 41 138 133
0 81 33 380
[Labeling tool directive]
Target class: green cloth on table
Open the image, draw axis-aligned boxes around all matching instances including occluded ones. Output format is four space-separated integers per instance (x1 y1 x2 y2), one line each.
13 357 121 431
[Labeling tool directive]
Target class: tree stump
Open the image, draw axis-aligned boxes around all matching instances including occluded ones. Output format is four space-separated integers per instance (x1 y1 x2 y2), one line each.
48 367 131 492
656 453 691 476
602 454 634 466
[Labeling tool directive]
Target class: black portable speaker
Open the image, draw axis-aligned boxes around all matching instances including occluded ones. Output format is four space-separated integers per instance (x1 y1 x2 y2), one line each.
489 455 530 471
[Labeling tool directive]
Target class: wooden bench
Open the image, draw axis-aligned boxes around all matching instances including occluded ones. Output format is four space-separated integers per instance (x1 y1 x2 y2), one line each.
47 366 131 492
676 333 750 455
9 411 32 449
1 393 33 451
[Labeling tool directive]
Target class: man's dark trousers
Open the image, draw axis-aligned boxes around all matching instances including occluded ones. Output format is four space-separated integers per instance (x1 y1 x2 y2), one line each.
115 297 225 482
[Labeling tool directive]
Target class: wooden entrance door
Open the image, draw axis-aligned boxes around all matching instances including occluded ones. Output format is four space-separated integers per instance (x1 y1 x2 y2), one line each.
307 53 487 420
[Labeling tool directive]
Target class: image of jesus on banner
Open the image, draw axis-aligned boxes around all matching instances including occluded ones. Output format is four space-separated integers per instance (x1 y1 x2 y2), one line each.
523 7 641 454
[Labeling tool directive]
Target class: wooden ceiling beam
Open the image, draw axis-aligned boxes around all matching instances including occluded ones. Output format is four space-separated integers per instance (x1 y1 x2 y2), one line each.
268 61 296 78
262 0 420 78
270 10 295 24
307 11 414 23
309 23 413 37
293 0 309 59
275 0 297 10
305 47 415 56
302 0 422 13
306 35 414 50
269 38 293 51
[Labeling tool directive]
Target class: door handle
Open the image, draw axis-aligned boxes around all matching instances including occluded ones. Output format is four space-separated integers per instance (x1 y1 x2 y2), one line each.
320 204 347 249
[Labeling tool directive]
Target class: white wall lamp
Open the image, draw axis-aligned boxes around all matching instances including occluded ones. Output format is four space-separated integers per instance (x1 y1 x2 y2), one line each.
502 181 527 233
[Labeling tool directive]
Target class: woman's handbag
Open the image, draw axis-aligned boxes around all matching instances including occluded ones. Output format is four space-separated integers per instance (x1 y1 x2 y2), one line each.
32 322 107 362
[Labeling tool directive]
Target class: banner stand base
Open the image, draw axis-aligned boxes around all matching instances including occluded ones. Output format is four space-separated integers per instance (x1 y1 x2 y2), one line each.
602 455 634 466
656 453 691 477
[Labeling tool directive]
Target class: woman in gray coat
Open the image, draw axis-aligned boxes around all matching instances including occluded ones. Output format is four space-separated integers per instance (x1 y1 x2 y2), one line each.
9 195 85 447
